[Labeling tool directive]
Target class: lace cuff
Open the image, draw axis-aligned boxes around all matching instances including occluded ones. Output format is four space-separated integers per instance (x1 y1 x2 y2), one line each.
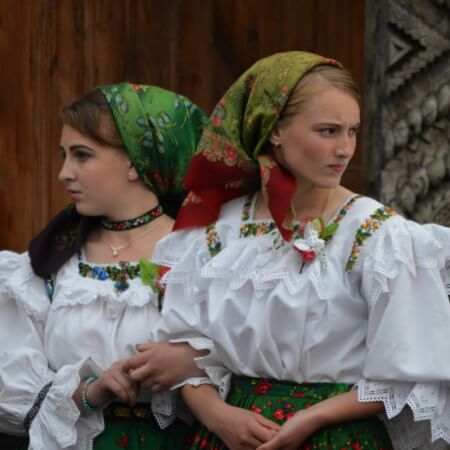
150 337 231 429
170 337 232 400
28 358 104 450
151 390 178 429
356 379 450 449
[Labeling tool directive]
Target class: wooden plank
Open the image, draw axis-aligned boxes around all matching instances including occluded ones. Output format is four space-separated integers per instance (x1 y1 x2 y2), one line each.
0 0 366 251
0 0 39 250
315 0 365 192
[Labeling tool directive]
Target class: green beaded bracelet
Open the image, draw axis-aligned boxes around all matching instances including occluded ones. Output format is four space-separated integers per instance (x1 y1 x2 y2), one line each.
81 376 98 414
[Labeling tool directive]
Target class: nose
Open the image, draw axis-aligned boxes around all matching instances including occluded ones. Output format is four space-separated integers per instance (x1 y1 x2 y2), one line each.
58 157 75 184
335 133 355 158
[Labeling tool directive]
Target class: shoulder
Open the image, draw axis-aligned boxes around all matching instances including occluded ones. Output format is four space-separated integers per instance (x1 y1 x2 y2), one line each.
0 250 50 321
344 196 449 274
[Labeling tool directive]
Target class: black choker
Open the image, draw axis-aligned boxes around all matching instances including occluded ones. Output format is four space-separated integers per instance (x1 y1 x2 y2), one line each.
101 205 163 231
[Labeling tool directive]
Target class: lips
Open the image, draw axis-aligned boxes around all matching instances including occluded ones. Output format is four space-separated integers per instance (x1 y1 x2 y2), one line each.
327 165 345 173
67 189 82 199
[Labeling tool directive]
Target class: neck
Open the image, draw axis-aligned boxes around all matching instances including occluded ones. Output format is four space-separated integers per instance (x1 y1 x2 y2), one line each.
291 184 336 221
103 190 159 223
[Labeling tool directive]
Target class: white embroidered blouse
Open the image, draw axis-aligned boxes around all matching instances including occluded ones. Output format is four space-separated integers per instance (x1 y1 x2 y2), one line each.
151 194 450 450
0 250 175 450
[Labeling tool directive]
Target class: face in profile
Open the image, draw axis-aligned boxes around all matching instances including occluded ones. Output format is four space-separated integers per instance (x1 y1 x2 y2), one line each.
58 124 131 217
272 86 360 191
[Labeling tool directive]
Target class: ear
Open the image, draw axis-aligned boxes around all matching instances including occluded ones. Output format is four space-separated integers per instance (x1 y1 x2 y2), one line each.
127 164 139 181
269 125 282 147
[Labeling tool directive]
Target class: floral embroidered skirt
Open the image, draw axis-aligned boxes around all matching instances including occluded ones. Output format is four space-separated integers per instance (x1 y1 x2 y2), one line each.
94 411 192 450
186 376 393 450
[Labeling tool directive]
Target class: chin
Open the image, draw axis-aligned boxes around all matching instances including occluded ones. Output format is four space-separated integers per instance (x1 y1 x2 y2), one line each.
74 203 101 217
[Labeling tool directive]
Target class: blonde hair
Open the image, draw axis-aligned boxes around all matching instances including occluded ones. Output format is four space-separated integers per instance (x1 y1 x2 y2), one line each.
279 65 360 125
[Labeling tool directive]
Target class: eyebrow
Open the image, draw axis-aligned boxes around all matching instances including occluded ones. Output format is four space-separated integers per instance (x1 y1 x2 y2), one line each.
59 144 95 152
314 122 361 128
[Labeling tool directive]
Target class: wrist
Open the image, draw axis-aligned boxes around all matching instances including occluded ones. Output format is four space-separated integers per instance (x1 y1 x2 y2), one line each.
295 407 327 434
205 401 235 434
81 376 98 414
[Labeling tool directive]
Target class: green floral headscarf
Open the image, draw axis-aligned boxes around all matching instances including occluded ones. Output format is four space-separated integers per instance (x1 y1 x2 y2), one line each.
98 82 207 216
174 51 342 240
29 83 207 277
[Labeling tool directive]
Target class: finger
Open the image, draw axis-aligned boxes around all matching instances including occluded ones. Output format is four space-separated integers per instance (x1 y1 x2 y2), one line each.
256 415 281 431
136 342 155 352
128 363 158 382
112 371 140 405
151 383 162 392
256 436 282 450
242 434 265 449
250 422 279 445
123 353 148 372
107 377 132 404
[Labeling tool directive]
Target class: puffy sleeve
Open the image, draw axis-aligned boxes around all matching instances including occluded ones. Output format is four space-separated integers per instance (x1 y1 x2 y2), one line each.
152 226 233 399
351 219 450 449
0 251 104 449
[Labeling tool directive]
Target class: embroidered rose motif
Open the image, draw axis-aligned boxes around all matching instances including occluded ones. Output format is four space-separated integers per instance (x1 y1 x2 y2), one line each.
274 409 285 420
255 380 272 394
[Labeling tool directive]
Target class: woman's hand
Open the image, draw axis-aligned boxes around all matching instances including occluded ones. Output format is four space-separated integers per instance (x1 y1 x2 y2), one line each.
86 359 140 407
256 389 386 450
182 384 280 450
256 409 322 450
123 341 207 392
208 404 281 450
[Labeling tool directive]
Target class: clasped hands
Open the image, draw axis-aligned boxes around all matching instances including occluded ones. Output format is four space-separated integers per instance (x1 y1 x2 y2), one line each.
83 341 322 450
84 341 205 408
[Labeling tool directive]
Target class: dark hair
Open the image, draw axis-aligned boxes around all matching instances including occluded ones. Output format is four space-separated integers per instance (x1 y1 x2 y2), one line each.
59 89 124 149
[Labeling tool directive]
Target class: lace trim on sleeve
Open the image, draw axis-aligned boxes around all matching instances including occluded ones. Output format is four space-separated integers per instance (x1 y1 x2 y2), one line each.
356 379 450 449
28 358 104 450
171 337 232 399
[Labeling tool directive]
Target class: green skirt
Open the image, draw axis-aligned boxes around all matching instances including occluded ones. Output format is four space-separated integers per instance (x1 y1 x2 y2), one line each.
13 403 193 450
186 376 393 450
94 402 192 450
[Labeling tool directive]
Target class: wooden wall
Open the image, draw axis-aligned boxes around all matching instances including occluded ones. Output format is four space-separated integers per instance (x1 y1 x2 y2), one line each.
0 0 365 251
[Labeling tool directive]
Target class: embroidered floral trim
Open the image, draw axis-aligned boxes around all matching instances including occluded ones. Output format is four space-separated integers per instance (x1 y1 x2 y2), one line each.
206 195 361 260
78 261 141 294
241 194 254 221
331 194 361 234
240 222 277 238
206 224 222 257
346 206 397 272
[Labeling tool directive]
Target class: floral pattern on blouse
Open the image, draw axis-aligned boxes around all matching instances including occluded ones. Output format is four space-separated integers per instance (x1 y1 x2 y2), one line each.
205 224 222 257
346 206 397 272
205 195 362 259
78 261 141 294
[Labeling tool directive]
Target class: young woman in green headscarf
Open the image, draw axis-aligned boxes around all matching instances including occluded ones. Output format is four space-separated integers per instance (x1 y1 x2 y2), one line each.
0 83 207 449
141 52 450 449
